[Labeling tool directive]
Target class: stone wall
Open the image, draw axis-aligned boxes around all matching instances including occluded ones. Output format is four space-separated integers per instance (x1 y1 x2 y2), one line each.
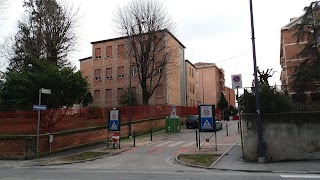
242 112 320 162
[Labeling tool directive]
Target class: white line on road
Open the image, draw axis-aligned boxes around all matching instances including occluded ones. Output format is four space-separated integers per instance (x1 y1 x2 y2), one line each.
168 141 185 147
181 141 195 147
155 141 173 147
280 174 320 178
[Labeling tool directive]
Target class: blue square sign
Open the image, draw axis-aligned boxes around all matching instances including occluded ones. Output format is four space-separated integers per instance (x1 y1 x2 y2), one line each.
201 117 214 130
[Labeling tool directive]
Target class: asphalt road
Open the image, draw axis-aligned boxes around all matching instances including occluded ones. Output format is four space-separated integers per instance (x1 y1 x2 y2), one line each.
1 121 319 179
2 166 320 179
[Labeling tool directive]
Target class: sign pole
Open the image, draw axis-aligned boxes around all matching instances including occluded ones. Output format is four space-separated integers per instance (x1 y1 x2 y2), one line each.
36 89 41 159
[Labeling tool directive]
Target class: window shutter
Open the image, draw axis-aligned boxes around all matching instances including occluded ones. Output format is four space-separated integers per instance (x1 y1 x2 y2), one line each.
106 89 112 101
95 48 101 58
106 46 112 57
95 69 101 80
118 66 124 77
106 68 112 79
117 44 124 56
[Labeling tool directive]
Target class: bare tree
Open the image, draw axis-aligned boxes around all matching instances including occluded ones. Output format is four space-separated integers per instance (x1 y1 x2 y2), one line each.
257 67 275 86
8 0 80 71
113 0 175 105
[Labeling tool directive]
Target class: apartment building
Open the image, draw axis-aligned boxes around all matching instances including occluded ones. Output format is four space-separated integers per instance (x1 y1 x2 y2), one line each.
80 30 187 107
185 60 197 107
280 17 307 95
192 62 234 106
280 13 320 101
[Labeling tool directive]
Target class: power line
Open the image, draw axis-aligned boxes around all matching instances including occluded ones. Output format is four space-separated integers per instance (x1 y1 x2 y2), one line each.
215 52 249 64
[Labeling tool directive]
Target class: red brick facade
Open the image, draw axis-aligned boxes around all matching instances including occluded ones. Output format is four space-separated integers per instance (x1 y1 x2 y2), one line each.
80 30 186 107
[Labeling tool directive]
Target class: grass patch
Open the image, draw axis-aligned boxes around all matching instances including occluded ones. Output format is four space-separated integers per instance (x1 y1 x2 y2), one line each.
63 151 107 161
178 154 220 167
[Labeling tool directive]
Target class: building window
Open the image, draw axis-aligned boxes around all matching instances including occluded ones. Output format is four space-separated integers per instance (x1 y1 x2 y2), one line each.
117 44 125 56
196 93 199 98
106 89 112 101
189 83 192 92
191 69 194 78
106 46 112 57
156 62 162 74
196 82 199 87
94 69 101 80
94 90 100 101
130 66 137 77
155 84 163 97
192 85 195 94
95 48 101 59
106 68 112 79
117 88 124 99
118 66 124 78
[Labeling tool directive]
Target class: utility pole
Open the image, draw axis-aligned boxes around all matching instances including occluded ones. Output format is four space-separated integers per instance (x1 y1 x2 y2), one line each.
249 0 265 162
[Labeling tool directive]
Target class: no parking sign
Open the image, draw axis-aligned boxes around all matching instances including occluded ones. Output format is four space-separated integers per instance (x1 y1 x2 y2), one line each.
231 74 242 89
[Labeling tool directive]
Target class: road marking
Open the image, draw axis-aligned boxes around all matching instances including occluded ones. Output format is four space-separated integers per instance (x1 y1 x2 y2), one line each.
168 141 185 147
181 141 195 147
155 141 173 147
280 174 320 178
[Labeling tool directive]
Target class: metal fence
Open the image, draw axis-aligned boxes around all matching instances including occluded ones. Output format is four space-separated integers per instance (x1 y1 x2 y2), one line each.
0 105 198 135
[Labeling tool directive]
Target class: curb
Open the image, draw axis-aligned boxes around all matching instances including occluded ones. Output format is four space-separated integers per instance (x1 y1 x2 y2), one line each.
175 139 241 169
33 147 130 166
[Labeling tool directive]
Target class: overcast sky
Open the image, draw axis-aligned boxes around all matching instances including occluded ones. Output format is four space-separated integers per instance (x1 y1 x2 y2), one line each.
0 0 314 89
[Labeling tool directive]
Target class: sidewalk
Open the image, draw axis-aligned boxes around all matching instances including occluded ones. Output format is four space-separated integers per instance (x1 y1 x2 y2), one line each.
211 138 320 174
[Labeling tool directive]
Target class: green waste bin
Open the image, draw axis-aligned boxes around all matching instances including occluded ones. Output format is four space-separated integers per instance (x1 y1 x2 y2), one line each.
165 116 181 132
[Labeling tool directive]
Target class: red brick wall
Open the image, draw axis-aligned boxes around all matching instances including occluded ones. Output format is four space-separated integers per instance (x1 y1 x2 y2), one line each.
0 116 187 159
0 138 26 159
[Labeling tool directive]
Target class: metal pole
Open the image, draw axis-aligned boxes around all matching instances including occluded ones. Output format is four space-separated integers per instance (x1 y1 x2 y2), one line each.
226 123 228 136
249 0 265 162
198 128 201 151
196 128 198 147
215 130 217 151
36 89 41 159
133 131 136 147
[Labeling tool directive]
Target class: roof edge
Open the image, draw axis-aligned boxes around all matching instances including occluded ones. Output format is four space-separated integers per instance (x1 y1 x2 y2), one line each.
79 56 92 61
91 29 185 48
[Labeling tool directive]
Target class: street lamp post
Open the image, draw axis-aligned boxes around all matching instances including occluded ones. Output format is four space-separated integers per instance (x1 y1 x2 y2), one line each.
249 0 265 162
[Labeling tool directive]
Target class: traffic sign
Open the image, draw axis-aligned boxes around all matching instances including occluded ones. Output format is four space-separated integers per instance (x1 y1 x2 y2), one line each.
231 74 242 89
33 104 47 110
198 105 215 131
201 117 214 130
41 88 51 94
108 109 120 131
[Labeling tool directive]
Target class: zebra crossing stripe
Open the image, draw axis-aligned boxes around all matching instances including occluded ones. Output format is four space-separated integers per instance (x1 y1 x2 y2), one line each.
181 141 195 147
155 141 173 147
168 141 185 147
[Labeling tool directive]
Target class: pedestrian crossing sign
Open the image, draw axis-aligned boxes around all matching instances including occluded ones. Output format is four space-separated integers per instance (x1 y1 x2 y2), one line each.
109 120 119 131
201 117 214 130
108 109 120 131
198 105 215 131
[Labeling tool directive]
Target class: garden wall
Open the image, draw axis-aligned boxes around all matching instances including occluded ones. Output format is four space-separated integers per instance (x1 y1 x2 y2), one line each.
0 116 186 159
242 112 320 162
